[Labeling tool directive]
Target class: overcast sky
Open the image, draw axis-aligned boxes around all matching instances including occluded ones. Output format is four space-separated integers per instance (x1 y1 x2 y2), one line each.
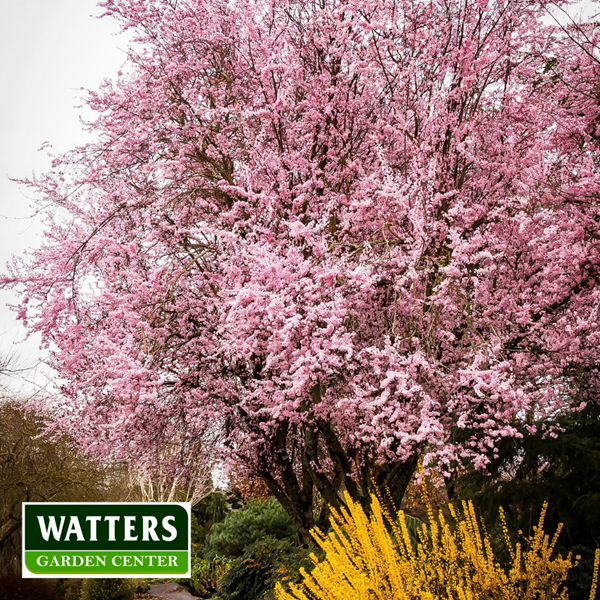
0 0 128 392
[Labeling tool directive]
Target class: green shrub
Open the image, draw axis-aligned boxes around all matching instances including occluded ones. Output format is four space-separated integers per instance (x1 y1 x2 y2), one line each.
190 556 231 597
79 578 134 600
203 498 296 559
132 578 151 595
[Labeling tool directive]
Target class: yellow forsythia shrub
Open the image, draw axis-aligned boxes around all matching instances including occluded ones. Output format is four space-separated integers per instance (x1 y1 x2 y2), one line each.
276 492 600 600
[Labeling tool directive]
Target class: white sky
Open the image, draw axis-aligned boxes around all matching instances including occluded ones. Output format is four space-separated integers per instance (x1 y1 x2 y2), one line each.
0 0 128 393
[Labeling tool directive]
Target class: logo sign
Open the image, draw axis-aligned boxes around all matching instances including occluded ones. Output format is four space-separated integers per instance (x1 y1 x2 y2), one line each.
22 503 190 578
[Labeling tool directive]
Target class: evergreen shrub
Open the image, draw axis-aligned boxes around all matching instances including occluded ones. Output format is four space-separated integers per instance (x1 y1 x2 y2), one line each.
203 498 296 559
452 402 600 600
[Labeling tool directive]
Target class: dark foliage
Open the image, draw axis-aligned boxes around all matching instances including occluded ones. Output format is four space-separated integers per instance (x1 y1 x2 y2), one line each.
192 491 243 547
451 402 600 545
566 546 599 600
53 578 83 600
451 401 600 600
217 538 312 600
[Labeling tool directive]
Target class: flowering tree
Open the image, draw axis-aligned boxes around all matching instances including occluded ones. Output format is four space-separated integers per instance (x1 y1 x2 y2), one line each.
5 0 600 541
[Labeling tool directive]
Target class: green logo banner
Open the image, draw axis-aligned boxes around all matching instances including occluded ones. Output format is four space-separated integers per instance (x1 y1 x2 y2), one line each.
22 502 191 578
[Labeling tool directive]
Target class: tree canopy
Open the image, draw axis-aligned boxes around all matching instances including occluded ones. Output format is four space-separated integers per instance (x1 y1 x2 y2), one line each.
0 399 128 572
4 0 600 540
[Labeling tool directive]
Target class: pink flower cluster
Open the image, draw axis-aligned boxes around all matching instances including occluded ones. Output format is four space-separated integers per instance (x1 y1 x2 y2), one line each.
4 0 600 506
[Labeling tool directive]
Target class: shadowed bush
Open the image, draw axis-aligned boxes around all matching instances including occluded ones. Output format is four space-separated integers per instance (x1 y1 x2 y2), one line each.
0 574 61 600
219 538 311 600
79 578 134 600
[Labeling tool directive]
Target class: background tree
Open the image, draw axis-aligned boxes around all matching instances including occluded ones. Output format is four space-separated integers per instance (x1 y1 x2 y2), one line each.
0 398 129 573
4 0 600 541
127 426 216 506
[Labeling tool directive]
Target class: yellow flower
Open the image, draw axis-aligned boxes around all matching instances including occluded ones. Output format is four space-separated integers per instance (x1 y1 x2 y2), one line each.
276 488 599 600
